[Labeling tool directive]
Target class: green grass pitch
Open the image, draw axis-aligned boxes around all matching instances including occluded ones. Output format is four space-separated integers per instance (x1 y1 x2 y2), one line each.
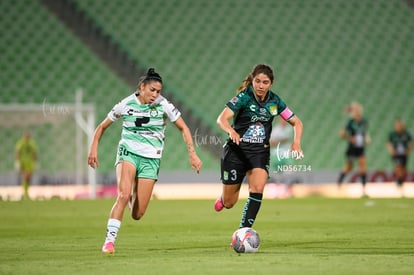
1 197 413 274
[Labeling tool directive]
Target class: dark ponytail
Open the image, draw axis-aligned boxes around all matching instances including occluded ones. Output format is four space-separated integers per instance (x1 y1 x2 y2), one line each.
136 68 163 91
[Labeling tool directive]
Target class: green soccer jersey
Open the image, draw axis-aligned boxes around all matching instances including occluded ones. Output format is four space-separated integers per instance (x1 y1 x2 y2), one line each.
388 130 412 156
108 93 181 159
225 86 294 153
15 138 37 163
345 118 368 149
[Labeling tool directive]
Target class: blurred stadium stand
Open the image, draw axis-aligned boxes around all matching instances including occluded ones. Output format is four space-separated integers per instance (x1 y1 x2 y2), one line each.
1 0 413 187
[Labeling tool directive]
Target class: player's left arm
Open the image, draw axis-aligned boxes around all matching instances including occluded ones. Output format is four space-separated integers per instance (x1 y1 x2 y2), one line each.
173 117 202 173
287 115 303 159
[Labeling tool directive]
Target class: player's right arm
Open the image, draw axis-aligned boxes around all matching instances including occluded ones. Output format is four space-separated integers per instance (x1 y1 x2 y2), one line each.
339 128 346 139
88 117 113 169
386 141 395 156
217 107 240 145
339 121 356 144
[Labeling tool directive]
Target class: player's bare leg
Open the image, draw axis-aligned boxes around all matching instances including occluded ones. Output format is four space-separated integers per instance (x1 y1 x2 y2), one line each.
246 168 267 194
131 178 156 220
215 184 242 211
357 156 367 197
110 162 136 220
337 161 353 188
129 178 138 211
102 161 135 254
21 171 32 200
394 163 405 196
222 183 242 208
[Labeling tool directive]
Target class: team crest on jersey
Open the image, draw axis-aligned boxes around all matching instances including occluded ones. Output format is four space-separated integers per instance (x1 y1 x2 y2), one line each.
268 105 278 115
223 171 229 181
150 108 158 117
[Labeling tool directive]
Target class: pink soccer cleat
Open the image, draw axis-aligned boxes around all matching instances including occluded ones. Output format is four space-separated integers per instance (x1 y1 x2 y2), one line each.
102 242 115 254
214 197 224 212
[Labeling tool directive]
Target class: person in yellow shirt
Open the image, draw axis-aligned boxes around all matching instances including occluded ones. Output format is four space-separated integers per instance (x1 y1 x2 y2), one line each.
15 131 38 199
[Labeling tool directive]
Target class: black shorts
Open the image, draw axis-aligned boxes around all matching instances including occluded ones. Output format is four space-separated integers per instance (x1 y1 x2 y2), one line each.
346 147 365 162
220 143 269 185
392 155 407 167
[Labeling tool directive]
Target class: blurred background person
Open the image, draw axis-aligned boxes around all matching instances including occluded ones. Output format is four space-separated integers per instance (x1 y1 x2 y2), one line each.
270 117 294 170
386 118 413 196
15 131 38 200
266 117 296 198
268 117 295 197
337 102 370 197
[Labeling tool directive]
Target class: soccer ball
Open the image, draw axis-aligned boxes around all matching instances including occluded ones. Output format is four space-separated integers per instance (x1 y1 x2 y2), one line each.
231 227 260 253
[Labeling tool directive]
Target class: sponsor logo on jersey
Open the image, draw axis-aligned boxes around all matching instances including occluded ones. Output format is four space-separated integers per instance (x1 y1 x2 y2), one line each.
127 108 149 116
251 115 271 122
241 122 266 143
230 96 239 105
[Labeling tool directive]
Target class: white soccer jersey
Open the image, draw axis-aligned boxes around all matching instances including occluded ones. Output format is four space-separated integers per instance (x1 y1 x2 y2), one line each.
108 93 181 159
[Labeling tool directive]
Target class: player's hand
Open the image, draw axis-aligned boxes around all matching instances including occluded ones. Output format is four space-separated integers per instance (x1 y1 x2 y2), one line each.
365 134 371 145
189 153 202 173
291 142 304 160
88 149 99 169
228 129 241 145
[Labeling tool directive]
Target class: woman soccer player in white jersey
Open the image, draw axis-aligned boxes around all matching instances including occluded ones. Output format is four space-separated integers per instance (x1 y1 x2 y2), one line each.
88 68 203 254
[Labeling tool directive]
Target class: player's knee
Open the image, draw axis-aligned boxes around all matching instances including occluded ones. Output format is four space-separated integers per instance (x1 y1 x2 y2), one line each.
116 192 130 205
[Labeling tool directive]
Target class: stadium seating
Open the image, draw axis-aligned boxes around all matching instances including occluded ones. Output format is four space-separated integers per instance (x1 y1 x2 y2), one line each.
72 0 414 170
1 0 413 178
0 0 218 175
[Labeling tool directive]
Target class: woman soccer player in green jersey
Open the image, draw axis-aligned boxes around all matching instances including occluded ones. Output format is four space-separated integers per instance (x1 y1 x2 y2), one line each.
15 131 38 200
88 68 203 254
337 102 370 196
214 64 304 229
386 118 413 193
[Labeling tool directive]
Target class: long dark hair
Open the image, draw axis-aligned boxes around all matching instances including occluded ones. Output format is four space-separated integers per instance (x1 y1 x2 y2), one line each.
236 64 274 93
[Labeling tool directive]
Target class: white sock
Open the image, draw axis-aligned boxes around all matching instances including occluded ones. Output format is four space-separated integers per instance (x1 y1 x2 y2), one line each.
105 218 121 244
